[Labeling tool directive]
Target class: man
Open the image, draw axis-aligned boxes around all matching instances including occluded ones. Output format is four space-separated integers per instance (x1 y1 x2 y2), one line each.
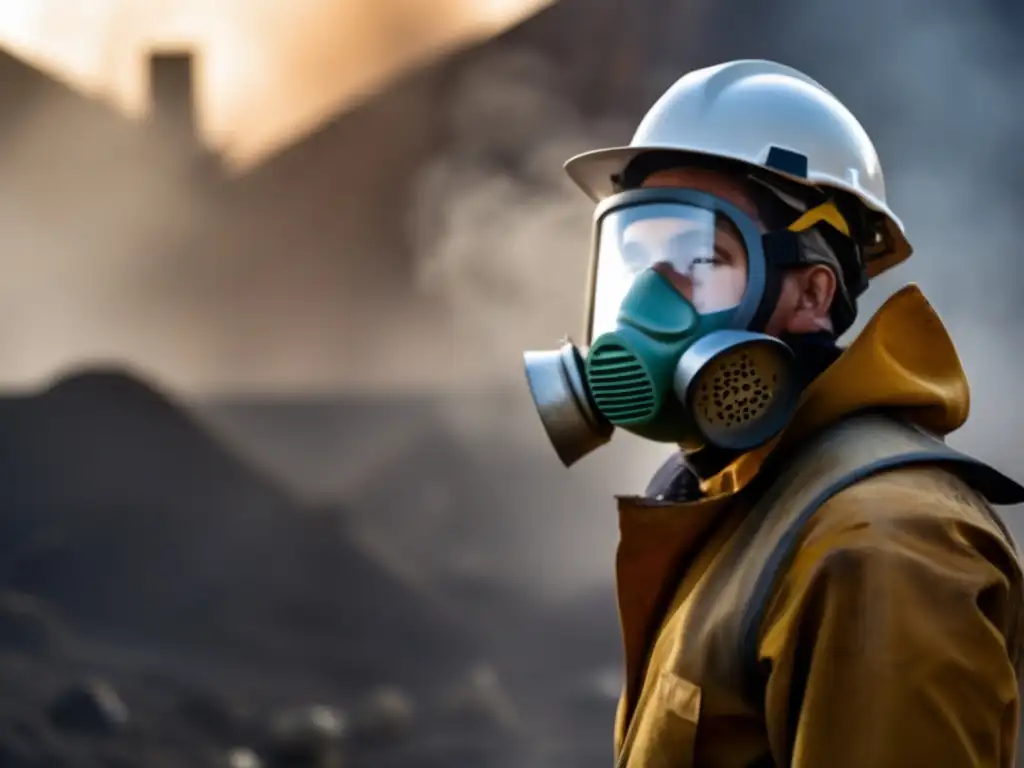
523 60 1024 766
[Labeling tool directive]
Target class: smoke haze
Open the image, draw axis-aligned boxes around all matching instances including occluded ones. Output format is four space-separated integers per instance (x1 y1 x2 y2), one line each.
409 49 636 393
1 5 1022 766
0 0 1019 599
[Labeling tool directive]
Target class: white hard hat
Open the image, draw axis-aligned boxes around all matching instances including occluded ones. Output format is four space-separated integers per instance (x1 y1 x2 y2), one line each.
565 59 910 278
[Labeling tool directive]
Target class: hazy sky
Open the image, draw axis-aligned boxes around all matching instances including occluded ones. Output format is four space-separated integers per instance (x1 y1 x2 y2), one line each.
0 0 552 168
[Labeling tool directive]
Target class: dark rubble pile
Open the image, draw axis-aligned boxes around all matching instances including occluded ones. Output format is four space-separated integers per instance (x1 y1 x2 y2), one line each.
0 371 472 688
0 644 529 767
0 370 621 767
0 371 552 767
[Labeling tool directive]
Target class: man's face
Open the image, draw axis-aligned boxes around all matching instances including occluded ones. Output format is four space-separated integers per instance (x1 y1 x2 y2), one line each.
633 168 757 314
618 206 749 315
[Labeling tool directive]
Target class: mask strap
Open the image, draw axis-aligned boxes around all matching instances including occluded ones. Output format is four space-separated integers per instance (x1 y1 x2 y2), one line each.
748 228 802 331
787 199 868 301
748 201 851 332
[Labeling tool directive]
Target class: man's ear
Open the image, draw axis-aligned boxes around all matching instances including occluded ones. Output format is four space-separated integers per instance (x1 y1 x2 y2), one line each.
782 264 836 334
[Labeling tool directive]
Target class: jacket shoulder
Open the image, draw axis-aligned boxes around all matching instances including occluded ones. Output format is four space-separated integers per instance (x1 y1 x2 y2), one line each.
806 465 1020 562
781 464 1024 674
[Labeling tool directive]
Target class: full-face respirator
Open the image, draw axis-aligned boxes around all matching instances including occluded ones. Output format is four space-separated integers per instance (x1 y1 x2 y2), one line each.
523 188 848 467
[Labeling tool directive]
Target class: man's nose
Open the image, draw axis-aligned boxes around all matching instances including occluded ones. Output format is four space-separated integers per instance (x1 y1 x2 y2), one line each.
652 261 695 302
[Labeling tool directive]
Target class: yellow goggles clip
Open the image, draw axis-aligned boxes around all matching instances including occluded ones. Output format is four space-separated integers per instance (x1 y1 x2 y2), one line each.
785 201 851 238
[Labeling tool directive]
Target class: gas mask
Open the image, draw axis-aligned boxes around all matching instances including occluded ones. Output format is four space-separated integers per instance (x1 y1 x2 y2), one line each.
524 187 838 467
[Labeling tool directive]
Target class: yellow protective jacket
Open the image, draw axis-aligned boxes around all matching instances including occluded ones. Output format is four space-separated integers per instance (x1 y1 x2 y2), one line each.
614 285 1024 768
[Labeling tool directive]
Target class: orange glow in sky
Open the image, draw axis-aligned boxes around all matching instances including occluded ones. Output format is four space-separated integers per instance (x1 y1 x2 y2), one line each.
0 0 554 170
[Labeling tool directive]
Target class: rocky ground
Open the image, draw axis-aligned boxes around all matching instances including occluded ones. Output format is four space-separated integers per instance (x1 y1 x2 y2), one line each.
0 370 621 767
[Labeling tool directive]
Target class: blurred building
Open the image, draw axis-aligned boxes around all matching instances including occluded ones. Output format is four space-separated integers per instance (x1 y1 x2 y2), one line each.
163 0 711 300
0 0 730 393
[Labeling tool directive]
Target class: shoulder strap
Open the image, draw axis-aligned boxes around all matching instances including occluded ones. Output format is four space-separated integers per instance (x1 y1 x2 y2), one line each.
645 452 702 502
677 412 1024 711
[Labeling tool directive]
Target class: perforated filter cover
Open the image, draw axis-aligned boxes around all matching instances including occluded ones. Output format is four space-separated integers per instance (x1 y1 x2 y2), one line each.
693 342 792 444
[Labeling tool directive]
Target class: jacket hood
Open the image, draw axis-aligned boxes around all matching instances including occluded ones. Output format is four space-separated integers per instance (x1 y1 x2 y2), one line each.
702 284 970 497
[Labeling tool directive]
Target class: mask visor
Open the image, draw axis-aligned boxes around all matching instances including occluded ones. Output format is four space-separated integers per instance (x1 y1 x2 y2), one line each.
588 203 752 344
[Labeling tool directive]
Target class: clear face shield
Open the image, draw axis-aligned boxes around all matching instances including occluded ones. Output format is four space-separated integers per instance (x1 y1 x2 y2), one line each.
588 203 751 344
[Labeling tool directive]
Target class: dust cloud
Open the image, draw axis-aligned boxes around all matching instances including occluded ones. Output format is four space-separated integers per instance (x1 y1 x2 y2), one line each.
405 48 669 586
410 49 625 372
0 0 1019 598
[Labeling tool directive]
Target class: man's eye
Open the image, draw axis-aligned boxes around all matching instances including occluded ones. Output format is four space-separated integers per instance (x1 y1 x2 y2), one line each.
691 253 726 269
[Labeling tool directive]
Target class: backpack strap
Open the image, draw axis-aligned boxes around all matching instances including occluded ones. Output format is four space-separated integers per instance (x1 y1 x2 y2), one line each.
677 412 1024 711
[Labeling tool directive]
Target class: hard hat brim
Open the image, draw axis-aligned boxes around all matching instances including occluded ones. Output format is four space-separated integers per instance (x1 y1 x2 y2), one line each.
564 145 912 279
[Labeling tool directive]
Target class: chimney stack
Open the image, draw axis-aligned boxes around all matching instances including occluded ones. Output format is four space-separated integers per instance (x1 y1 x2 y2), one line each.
147 50 198 149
